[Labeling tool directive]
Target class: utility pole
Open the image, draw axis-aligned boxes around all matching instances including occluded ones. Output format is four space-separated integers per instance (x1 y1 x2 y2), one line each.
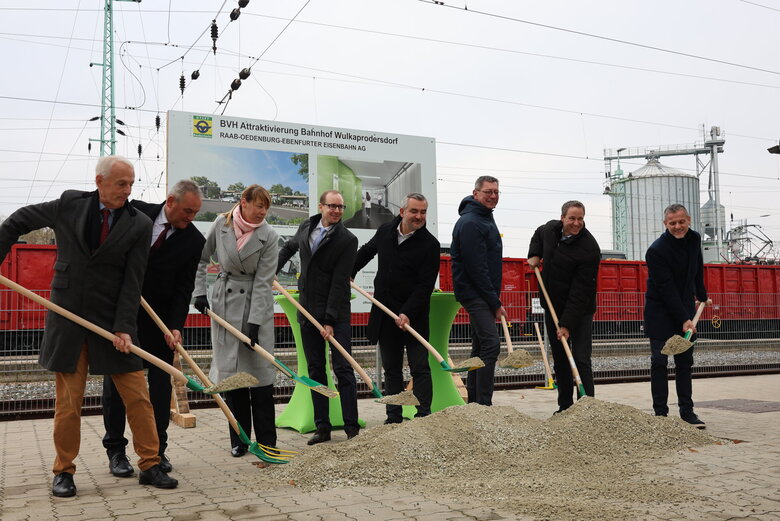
90 0 140 157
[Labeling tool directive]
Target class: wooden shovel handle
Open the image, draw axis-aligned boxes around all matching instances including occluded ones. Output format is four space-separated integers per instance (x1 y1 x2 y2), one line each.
273 280 374 389
0 275 189 385
691 301 706 328
139 298 241 435
533 322 554 383
532 267 584 388
350 281 446 364
499 315 514 355
205 308 288 376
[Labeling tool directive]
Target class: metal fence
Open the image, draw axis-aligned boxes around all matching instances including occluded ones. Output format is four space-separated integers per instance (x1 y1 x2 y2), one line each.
1 290 778 419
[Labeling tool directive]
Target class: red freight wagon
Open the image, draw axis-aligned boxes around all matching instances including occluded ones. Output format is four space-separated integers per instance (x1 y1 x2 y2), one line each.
3 244 780 351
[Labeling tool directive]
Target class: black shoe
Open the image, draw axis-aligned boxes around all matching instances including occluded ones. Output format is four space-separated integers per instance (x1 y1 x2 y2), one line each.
345 427 360 440
655 412 668 417
139 464 178 489
552 406 569 415
231 445 247 457
681 412 706 429
158 454 172 473
108 452 134 477
52 472 76 498
384 418 402 425
307 429 331 446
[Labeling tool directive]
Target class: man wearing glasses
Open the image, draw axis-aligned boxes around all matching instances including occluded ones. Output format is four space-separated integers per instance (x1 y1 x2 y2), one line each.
451 176 507 406
277 190 359 445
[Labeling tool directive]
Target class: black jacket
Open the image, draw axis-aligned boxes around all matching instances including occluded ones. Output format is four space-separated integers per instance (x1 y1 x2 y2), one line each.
451 196 503 309
278 214 357 325
132 200 205 358
527 219 600 329
352 215 440 343
644 229 707 340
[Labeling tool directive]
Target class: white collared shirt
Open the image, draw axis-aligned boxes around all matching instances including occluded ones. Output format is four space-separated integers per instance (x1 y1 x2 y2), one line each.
151 208 175 246
397 223 416 245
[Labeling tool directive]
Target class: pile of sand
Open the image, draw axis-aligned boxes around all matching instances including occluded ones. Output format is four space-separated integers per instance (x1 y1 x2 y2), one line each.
261 398 722 520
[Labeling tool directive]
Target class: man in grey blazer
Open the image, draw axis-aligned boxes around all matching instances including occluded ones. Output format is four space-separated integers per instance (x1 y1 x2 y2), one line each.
0 156 177 497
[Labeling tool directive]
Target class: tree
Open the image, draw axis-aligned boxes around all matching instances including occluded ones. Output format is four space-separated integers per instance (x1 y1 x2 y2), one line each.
195 211 218 222
190 176 221 199
227 182 245 194
270 183 293 196
290 153 308 182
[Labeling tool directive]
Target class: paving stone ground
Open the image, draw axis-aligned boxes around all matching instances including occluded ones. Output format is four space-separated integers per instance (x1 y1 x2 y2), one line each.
1 374 778 521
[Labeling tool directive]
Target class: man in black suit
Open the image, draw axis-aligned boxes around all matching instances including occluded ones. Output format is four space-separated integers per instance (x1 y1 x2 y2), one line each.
277 190 359 445
352 193 439 423
644 204 710 428
102 180 204 475
0 155 176 497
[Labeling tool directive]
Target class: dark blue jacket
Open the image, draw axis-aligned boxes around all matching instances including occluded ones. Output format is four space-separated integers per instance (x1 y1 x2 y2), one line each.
451 196 502 309
644 229 708 340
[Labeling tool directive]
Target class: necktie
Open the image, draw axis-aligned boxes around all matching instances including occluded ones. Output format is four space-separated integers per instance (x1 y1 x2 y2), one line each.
151 223 171 252
311 227 327 253
99 208 111 245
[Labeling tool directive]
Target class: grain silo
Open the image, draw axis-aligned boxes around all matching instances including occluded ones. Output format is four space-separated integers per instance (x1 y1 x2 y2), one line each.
619 156 701 260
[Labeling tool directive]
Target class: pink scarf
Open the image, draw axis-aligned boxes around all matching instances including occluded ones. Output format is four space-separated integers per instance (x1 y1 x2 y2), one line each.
232 205 263 252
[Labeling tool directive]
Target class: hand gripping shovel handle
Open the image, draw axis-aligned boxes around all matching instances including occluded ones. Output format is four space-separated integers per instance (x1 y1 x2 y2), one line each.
350 281 451 370
532 267 587 397
684 301 707 341
0 275 205 392
499 315 514 355
139 298 249 445
274 280 382 397
205 307 336 400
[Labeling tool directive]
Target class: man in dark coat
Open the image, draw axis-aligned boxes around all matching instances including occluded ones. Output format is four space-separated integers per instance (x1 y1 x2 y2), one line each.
102 180 204 475
277 190 359 445
451 176 506 406
528 200 601 413
0 156 177 497
644 203 710 428
352 193 440 423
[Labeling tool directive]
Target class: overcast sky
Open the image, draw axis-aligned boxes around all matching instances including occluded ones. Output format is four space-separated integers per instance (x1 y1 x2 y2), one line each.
1 0 779 257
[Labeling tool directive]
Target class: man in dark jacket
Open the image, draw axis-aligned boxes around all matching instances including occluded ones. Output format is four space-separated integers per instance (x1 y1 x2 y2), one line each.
644 204 710 428
451 176 506 406
528 200 600 413
278 190 359 444
352 193 440 423
0 156 176 497
102 180 204 476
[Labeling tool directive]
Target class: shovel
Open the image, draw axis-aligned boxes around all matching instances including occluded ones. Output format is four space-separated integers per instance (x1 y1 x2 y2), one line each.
533 322 556 390
273 280 383 398
205 308 338 400
0 274 246 395
350 281 480 373
139 299 292 465
661 301 707 355
532 267 587 398
497 315 534 368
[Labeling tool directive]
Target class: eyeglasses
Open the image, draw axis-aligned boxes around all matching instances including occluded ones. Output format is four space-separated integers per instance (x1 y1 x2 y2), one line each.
323 203 346 211
478 190 500 196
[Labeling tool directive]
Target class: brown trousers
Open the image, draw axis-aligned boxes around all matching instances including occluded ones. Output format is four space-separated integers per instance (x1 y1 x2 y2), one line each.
53 345 160 475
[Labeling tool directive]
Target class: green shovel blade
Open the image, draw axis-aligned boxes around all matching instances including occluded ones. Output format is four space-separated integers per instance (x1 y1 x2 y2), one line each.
185 375 205 392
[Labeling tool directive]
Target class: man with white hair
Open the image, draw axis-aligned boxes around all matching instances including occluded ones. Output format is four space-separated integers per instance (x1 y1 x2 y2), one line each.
0 155 177 497
102 179 204 476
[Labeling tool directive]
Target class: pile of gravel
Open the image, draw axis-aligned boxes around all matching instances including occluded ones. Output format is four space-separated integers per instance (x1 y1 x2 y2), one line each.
261 398 722 520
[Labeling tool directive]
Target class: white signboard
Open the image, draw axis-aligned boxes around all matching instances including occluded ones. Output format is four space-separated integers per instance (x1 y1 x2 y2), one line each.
167 111 438 312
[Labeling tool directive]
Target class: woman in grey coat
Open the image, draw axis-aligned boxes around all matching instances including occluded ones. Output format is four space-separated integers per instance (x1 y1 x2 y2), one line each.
193 185 279 457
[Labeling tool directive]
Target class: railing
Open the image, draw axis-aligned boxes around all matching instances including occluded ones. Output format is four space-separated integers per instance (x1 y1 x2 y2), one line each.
1 290 778 419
